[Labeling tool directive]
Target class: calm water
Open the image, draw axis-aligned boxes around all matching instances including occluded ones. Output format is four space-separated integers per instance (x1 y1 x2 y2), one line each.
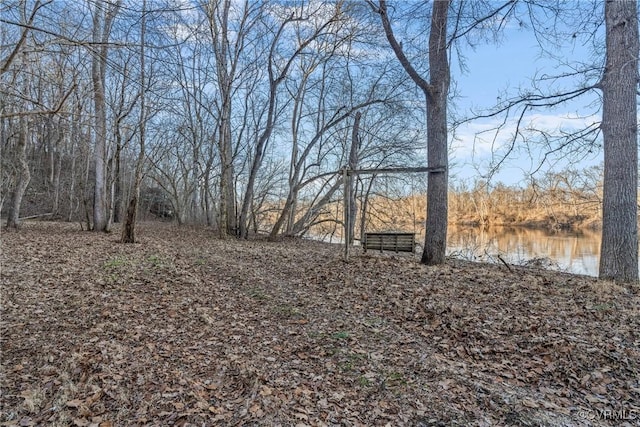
446 226 606 277
317 225 638 277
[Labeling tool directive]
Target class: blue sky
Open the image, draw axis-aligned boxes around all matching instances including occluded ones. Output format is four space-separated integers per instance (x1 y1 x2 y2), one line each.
449 19 605 186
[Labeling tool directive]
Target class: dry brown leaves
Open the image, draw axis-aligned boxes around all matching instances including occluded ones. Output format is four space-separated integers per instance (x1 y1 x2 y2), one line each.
1 222 638 426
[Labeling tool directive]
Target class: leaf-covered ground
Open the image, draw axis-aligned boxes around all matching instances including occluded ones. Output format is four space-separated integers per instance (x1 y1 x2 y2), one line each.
1 222 639 426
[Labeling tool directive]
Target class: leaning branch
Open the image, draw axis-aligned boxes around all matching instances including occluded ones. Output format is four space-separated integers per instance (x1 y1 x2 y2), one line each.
370 0 433 95
457 85 596 127
297 165 446 191
19 212 53 220
0 0 50 74
0 83 76 119
449 1 517 44
348 166 446 175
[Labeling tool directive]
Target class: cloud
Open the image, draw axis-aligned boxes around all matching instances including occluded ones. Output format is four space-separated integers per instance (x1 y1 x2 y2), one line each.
451 112 601 160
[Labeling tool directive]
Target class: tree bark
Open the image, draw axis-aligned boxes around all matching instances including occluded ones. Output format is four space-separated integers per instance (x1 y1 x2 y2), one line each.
207 0 242 237
377 0 450 265
51 126 63 216
347 111 361 244
6 117 30 229
422 0 450 265
599 0 639 282
91 9 108 232
122 0 147 244
91 0 121 232
112 139 122 223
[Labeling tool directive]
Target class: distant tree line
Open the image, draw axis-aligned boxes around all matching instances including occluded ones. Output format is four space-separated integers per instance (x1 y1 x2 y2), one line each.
272 164 605 242
449 166 604 230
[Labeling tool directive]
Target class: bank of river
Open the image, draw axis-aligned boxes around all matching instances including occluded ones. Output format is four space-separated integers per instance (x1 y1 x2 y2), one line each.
447 225 610 277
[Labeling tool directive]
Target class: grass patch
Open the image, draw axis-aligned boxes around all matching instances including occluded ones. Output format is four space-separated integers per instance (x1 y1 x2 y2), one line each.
103 256 128 269
590 302 615 311
357 375 371 387
272 304 304 319
146 254 163 267
385 371 407 387
331 331 349 340
248 287 268 301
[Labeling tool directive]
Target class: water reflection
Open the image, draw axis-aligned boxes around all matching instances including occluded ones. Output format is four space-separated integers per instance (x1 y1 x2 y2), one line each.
446 226 605 276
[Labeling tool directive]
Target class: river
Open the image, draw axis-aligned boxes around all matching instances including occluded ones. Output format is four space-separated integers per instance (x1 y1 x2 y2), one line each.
316 225 636 277
447 226 607 277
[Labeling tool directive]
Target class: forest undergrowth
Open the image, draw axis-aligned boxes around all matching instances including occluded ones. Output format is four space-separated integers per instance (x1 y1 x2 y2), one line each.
1 222 638 426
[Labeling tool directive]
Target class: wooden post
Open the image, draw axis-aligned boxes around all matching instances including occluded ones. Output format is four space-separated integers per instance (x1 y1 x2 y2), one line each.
343 167 349 261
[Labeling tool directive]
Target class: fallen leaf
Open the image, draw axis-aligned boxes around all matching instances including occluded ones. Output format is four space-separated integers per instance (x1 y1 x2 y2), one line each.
66 399 84 409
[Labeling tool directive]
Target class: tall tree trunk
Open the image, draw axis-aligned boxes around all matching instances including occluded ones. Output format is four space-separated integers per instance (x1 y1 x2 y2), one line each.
51 122 63 217
67 98 81 222
91 1 121 232
238 12 329 238
191 146 200 223
67 140 77 222
219 120 236 235
122 148 144 243
377 0 450 265
208 0 238 237
203 156 215 226
599 0 639 282
422 0 450 265
122 0 146 244
6 117 30 229
91 22 108 231
112 136 122 223
238 86 275 238
52 143 62 216
347 112 361 244
82 129 92 230
239 76 280 237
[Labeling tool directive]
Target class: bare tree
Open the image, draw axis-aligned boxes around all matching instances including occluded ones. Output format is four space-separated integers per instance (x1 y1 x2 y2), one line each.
5 116 29 228
121 0 148 243
371 0 451 264
457 1 638 281
347 111 361 244
598 0 638 282
268 98 383 239
91 0 121 232
2 0 75 228
203 0 258 236
237 2 344 238
0 0 49 74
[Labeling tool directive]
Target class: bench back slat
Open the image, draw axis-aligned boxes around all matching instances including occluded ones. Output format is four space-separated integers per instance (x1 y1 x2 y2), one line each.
363 232 415 253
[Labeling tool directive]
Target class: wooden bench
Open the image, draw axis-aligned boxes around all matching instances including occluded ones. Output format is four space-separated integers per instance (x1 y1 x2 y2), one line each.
362 232 415 253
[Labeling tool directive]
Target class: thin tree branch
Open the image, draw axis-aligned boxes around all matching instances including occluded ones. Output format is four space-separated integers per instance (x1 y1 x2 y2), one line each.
0 0 50 74
0 83 76 119
372 0 433 95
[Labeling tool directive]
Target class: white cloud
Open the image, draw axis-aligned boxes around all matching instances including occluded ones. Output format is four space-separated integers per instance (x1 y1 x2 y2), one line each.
451 112 601 159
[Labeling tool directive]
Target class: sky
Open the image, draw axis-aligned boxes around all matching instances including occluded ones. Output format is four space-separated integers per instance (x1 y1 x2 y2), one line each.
448 18 605 187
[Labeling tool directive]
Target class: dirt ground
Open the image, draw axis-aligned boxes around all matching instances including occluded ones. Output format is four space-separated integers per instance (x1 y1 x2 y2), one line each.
1 221 638 426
